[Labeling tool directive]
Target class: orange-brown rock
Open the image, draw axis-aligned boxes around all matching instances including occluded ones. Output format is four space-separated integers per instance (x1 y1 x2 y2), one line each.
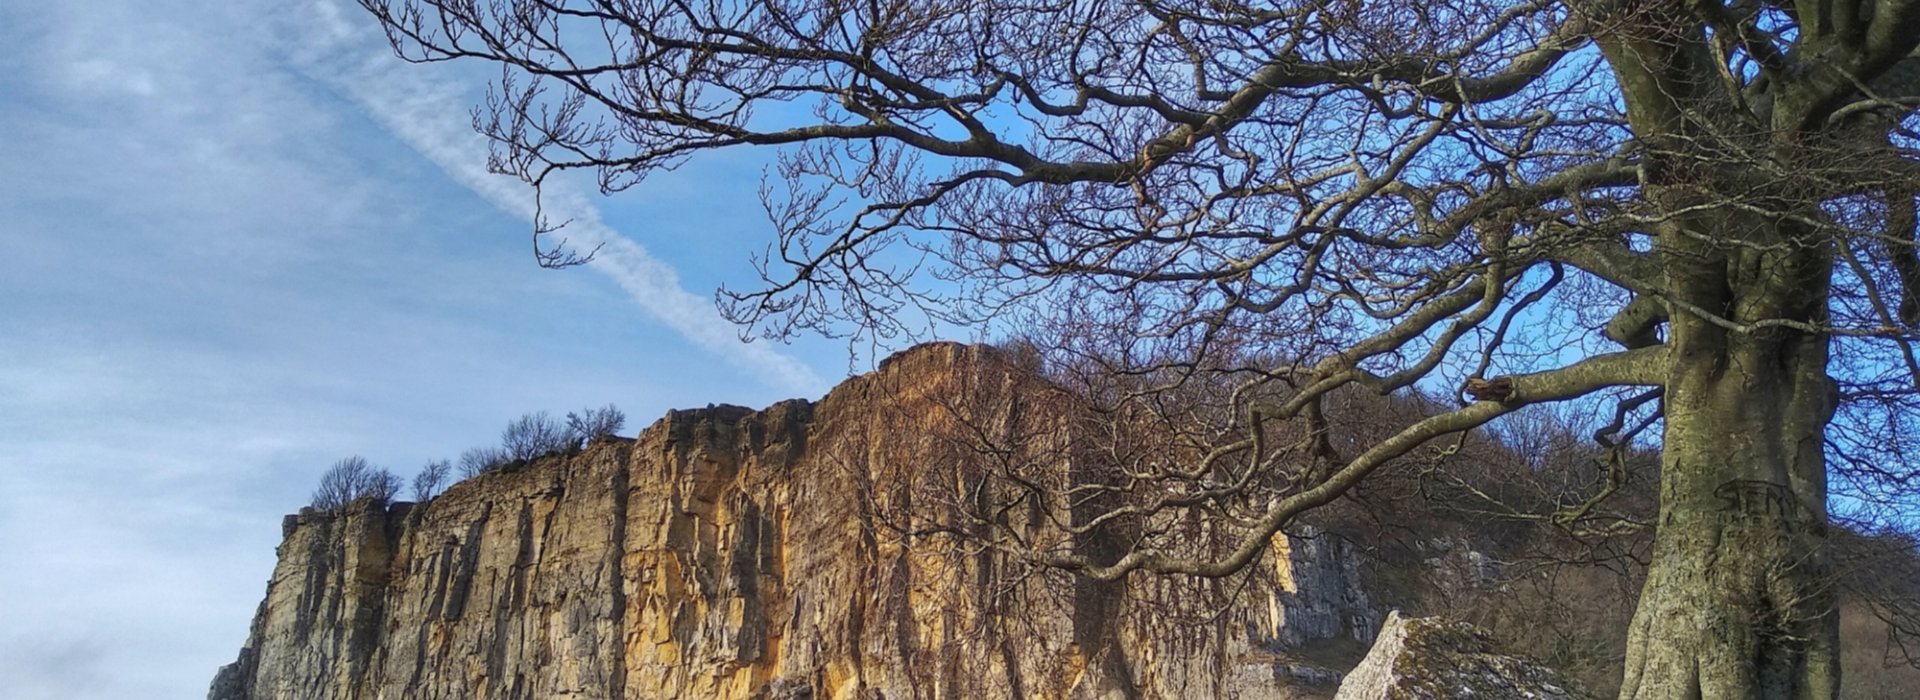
210 343 1378 699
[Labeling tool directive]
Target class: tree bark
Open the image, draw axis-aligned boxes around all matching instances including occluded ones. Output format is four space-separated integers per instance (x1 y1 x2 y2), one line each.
1618 329 1840 699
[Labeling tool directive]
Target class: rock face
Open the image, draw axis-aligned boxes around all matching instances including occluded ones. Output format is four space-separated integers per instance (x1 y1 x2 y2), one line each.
1333 611 1594 700
211 343 1380 700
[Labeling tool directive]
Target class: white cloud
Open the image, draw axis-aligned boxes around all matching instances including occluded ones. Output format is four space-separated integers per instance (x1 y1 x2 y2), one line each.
62 58 157 96
285 0 827 396
0 2 831 698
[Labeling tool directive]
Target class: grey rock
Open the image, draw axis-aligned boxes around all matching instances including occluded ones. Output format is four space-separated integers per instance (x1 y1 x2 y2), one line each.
1334 611 1595 700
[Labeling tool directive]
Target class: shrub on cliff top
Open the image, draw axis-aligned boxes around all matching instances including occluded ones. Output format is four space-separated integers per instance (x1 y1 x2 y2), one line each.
566 404 625 444
501 410 574 462
310 456 402 510
444 405 628 482
458 445 509 478
411 459 451 501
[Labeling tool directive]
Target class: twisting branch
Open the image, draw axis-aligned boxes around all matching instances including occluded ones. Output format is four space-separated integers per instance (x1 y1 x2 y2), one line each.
1043 345 1670 580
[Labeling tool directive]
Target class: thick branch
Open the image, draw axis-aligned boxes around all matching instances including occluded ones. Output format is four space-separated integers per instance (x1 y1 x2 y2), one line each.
1047 345 1671 580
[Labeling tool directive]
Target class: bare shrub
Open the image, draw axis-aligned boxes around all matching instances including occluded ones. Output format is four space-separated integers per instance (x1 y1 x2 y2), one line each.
458 445 508 478
501 410 575 461
565 404 625 443
311 456 402 510
411 459 451 501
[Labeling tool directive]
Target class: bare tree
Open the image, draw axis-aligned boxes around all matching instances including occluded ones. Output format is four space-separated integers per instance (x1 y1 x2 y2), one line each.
360 1 1920 696
311 455 402 510
565 404 626 443
501 410 575 461
411 458 451 501
458 445 508 479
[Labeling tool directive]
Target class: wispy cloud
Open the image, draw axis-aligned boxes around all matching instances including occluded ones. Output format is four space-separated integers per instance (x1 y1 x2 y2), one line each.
290 0 826 395
0 2 829 697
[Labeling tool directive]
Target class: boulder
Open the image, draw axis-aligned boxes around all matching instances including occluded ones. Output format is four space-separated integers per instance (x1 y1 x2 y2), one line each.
1334 611 1593 700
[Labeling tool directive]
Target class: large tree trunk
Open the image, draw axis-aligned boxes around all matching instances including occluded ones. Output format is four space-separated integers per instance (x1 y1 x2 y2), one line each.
1618 328 1840 699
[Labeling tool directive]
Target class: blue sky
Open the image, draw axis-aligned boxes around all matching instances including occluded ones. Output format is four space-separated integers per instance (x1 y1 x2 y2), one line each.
0 1 849 697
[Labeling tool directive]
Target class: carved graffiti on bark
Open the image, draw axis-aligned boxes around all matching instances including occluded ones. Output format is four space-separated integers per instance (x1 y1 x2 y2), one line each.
1712 480 1818 533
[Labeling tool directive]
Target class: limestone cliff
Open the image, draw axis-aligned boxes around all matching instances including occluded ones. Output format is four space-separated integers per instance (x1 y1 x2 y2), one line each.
211 343 1380 699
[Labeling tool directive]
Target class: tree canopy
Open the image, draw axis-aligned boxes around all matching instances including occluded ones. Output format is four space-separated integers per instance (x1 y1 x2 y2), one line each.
359 1 1920 697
